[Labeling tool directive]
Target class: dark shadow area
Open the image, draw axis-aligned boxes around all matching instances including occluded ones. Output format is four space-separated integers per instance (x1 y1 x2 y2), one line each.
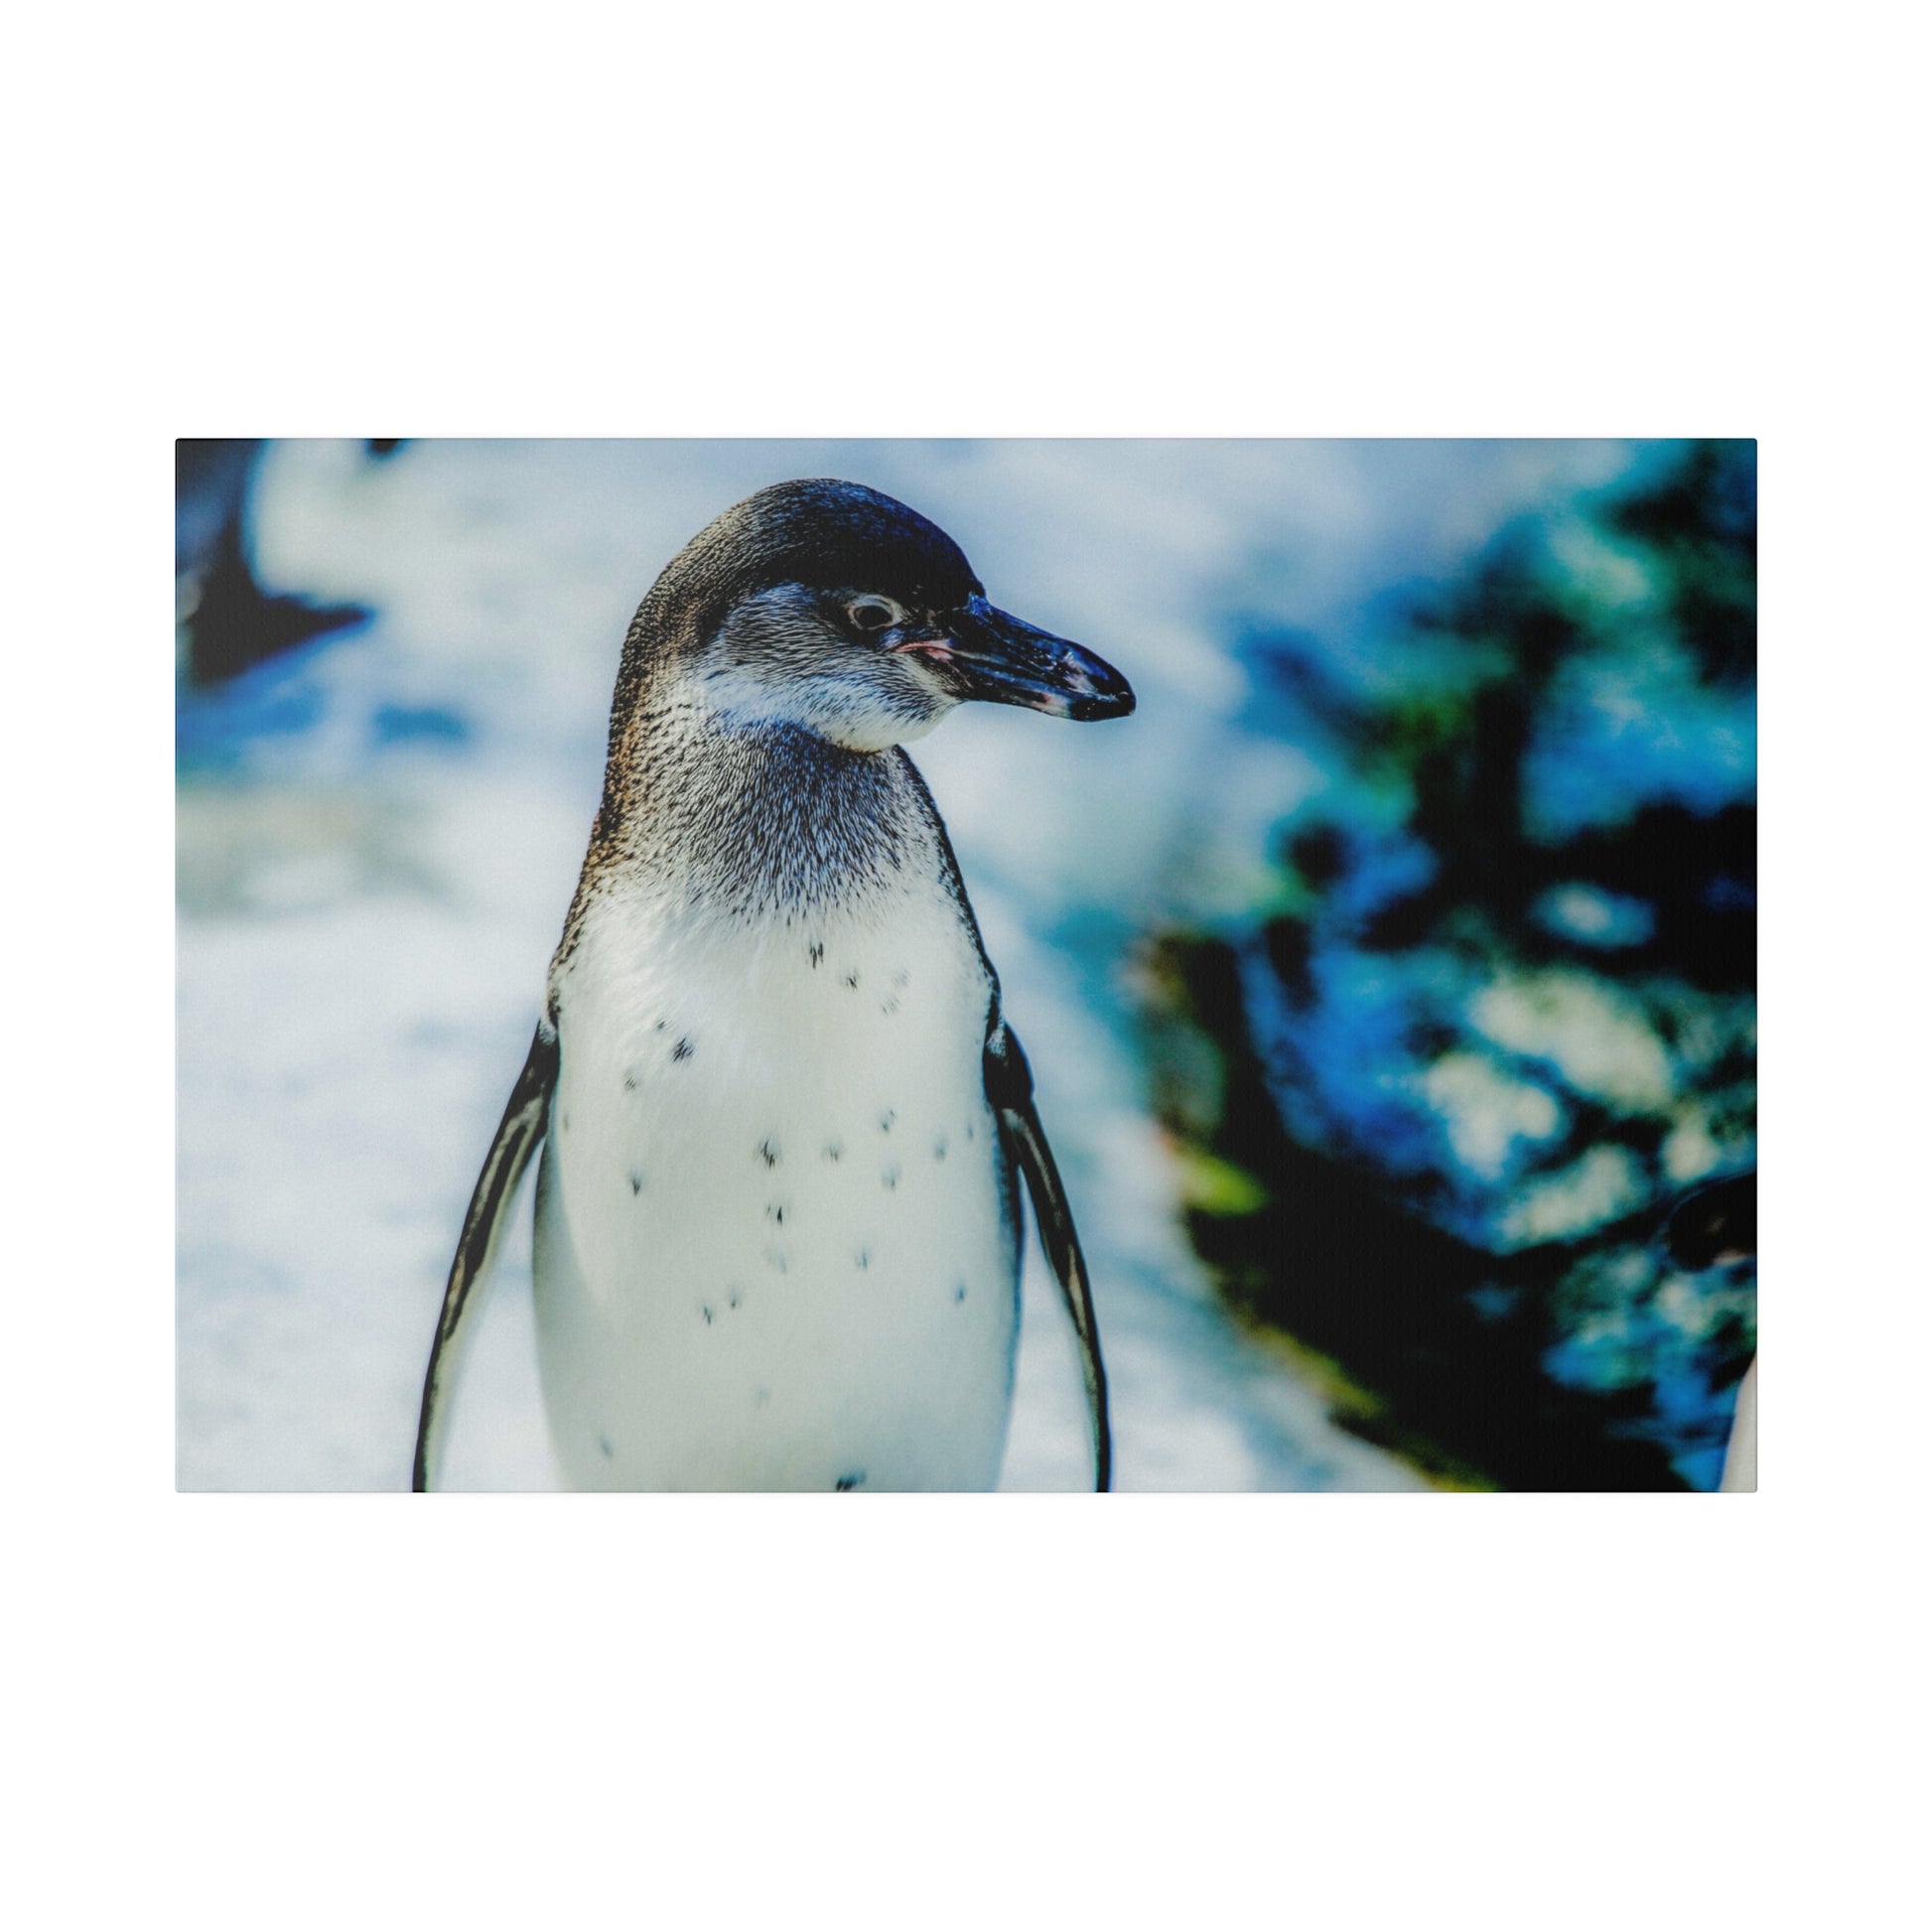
176 439 379 686
1144 441 1757 1488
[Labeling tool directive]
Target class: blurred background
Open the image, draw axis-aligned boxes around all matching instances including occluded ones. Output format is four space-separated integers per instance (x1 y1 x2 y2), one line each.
175 438 1755 1492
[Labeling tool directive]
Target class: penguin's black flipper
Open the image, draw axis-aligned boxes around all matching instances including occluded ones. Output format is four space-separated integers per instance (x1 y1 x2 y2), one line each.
412 1023 559 1491
985 1020 1113 1492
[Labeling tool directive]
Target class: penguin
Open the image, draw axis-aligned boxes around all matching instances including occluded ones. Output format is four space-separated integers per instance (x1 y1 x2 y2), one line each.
412 479 1134 1492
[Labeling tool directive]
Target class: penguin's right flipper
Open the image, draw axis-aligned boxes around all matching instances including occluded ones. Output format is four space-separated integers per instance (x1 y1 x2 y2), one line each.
411 1022 559 1491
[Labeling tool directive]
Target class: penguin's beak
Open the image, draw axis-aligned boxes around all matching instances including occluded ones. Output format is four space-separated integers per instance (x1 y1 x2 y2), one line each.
897 596 1135 722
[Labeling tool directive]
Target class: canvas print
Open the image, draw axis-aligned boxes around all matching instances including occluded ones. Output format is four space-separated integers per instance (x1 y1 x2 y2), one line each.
176 439 1757 1491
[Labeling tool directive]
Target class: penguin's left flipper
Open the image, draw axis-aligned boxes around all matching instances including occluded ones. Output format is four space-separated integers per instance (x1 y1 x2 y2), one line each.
411 1022 559 1491
985 1020 1113 1492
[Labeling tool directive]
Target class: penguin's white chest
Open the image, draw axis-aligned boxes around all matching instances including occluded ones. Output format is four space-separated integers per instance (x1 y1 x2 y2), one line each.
533 883 1019 1490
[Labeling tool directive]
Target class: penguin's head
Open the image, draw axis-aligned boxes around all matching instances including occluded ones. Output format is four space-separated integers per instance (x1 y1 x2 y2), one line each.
631 479 1135 754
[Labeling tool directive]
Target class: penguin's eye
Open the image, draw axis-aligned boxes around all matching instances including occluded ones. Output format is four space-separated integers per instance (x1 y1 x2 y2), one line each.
846 596 904 634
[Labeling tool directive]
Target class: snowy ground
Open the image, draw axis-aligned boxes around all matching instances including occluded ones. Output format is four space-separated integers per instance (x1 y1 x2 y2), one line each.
176 438 1640 1490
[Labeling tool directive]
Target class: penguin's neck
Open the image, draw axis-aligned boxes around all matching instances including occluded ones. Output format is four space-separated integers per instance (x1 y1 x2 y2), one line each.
585 692 936 923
